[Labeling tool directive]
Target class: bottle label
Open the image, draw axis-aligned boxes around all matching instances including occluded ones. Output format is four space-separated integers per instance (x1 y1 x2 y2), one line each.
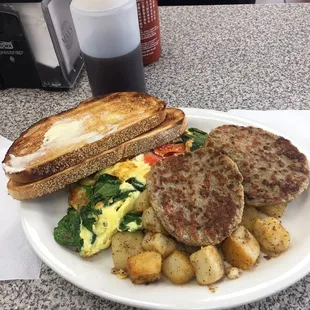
137 0 161 65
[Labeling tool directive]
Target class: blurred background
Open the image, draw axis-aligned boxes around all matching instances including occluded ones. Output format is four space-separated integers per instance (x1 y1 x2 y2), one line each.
158 0 309 5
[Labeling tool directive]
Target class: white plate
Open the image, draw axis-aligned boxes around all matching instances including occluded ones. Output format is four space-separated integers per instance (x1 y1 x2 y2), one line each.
20 109 310 310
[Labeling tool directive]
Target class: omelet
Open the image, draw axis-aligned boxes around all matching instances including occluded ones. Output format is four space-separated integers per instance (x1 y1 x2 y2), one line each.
54 129 209 257
102 154 150 183
54 154 151 257
80 190 140 257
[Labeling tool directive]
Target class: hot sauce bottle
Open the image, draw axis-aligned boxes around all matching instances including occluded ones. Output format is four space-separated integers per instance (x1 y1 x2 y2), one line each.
136 0 161 65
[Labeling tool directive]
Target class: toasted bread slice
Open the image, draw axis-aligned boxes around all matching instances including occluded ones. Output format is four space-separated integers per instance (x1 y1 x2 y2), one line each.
7 108 187 200
3 92 166 184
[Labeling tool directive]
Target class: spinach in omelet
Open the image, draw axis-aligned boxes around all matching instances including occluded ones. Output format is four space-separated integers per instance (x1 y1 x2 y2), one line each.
182 128 208 151
54 207 83 250
118 212 143 233
54 155 150 257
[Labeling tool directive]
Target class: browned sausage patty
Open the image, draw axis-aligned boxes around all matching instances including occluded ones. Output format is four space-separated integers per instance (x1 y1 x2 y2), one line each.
147 148 244 246
206 125 310 207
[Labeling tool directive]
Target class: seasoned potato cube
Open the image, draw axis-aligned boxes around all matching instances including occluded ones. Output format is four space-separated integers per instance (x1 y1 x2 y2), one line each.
127 251 162 284
142 207 168 235
162 251 195 284
142 232 176 258
222 226 260 270
132 190 150 213
190 246 225 285
253 217 290 257
241 206 262 233
68 186 90 210
225 267 240 280
257 203 287 218
111 231 144 271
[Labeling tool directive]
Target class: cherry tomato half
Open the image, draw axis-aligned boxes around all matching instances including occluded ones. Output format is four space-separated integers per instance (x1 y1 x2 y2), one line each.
144 152 162 165
154 143 186 157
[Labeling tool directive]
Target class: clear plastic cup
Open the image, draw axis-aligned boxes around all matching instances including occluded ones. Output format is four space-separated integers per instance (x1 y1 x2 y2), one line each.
70 0 146 97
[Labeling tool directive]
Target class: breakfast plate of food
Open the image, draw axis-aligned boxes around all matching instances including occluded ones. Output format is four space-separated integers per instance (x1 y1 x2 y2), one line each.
3 92 310 310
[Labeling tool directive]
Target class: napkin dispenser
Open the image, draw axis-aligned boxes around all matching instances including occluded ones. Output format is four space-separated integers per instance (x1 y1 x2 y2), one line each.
0 0 83 90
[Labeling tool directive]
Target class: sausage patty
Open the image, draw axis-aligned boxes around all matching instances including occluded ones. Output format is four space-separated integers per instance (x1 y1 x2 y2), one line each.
147 148 244 246
206 125 310 207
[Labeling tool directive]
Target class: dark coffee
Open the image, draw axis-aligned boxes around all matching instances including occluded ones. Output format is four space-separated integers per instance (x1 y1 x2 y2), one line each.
83 44 146 97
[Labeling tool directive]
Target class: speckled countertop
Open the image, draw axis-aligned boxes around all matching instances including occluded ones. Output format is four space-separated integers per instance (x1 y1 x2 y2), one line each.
1 3 310 310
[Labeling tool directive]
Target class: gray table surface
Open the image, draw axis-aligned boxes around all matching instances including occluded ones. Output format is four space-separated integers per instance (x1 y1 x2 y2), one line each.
1 3 310 310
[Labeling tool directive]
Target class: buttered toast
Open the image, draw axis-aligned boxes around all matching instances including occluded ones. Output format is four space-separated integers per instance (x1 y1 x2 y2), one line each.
3 92 166 184
7 108 187 200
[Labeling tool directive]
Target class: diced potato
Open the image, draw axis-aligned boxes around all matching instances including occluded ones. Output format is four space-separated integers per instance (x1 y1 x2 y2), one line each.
221 226 260 270
162 251 195 284
257 203 287 218
142 232 176 258
127 251 162 284
253 217 290 257
225 267 240 280
132 190 150 213
241 206 262 233
68 186 90 210
111 231 144 271
190 246 225 285
142 207 168 235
